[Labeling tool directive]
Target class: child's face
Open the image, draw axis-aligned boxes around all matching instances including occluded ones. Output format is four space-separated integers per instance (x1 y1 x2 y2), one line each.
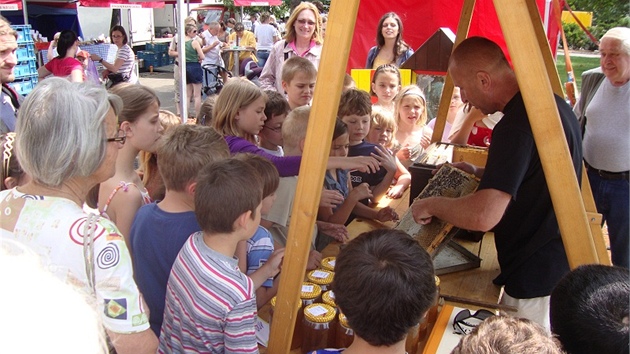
449 87 463 113
367 124 393 147
371 72 400 104
128 100 164 153
397 95 425 127
261 192 276 214
260 113 287 147
236 96 267 136
329 132 349 157
282 72 315 108
341 114 370 145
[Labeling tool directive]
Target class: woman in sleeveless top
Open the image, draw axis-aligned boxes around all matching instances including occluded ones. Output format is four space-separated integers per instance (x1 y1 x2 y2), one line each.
98 84 164 251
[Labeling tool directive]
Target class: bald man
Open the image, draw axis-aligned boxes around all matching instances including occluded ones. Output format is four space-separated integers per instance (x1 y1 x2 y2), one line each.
411 37 582 328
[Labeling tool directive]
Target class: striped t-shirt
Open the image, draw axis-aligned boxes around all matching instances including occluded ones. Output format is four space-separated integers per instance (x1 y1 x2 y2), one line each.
158 232 258 353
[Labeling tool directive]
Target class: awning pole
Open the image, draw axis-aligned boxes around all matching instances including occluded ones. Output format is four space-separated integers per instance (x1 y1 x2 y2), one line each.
21 0 28 25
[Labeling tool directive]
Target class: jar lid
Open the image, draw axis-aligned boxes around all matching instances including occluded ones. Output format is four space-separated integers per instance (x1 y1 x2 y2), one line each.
301 282 322 299
307 269 334 285
322 290 336 308
270 296 302 310
435 275 441 287
338 312 350 328
303 303 336 323
320 257 336 271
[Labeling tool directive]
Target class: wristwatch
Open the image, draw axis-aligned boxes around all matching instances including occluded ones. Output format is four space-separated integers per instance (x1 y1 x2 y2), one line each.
98 58 103 63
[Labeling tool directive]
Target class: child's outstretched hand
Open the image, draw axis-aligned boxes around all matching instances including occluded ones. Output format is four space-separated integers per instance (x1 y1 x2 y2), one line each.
320 189 344 208
348 156 380 174
397 145 411 162
265 248 285 278
386 184 406 199
372 145 397 173
375 206 399 222
316 220 349 243
350 182 373 201
307 250 323 271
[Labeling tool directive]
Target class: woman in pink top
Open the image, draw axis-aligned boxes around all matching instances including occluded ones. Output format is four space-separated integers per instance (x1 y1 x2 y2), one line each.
259 2 323 93
38 30 83 82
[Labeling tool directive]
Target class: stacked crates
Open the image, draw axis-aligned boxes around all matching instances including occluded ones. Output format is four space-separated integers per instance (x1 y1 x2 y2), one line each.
145 42 170 67
9 25 38 96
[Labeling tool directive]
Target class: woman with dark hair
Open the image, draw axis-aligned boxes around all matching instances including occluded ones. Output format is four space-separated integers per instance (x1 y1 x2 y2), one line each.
90 25 137 85
37 30 83 82
365 12 413 69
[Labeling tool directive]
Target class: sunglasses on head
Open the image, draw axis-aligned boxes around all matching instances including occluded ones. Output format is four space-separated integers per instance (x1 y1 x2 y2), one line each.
452 309 495 335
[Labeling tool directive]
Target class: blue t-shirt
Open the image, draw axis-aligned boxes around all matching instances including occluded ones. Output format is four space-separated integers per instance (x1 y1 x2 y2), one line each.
324 169 349 212
130 202 201 336
247 225 275 288
348 140 388 188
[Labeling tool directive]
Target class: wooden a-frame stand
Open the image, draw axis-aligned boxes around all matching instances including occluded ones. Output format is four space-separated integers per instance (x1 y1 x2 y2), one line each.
268 0 609 352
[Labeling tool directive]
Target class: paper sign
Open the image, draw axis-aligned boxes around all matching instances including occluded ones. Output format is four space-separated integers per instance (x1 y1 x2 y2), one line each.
311 270 329 279
302 285 314 293
255 316 270 347
307 305 329 317
328 260 336 267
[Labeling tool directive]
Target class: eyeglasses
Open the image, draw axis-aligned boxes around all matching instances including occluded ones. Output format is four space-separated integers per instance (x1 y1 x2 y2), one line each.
452 309 495 335
106 129 126 145
263 125 282 133
297 19 316 26
111 35 123 39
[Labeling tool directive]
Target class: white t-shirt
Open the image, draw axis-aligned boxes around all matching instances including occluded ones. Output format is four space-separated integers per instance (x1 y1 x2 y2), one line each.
201 30 222 66
0 188 150 334
254 23 276 51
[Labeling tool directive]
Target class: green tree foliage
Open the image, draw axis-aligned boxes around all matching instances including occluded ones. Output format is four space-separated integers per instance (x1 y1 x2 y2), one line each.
563 0 629 50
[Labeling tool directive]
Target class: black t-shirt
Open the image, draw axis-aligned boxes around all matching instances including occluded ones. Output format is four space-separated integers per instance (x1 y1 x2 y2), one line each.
478 92 582 299
348 140 388 188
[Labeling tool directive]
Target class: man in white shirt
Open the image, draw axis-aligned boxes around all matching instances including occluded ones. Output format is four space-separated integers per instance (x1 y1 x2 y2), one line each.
254 12 279 68
201 21 228 88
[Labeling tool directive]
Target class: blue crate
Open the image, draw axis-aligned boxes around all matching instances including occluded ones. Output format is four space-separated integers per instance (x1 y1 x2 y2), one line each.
13 60 37 78
15 44 35 61
8 74 37 96
154 42 168 53
12 25 33 44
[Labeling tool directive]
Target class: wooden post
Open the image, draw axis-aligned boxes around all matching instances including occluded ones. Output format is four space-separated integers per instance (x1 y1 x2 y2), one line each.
431 0 476 143
266 0 361 352
524 0 610 265
493 0 599 267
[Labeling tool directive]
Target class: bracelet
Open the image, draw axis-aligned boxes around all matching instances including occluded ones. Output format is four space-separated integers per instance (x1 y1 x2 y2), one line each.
98 58 103 63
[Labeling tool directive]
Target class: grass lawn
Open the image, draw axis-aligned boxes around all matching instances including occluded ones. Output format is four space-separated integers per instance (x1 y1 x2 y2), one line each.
555 54 600 92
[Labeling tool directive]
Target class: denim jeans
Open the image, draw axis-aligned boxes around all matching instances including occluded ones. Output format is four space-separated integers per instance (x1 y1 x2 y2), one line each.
256 50 270 68
587 168 630 268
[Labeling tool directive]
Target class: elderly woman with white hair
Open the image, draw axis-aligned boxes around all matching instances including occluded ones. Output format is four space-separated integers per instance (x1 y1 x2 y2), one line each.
0 77 158 354
574 27 630 268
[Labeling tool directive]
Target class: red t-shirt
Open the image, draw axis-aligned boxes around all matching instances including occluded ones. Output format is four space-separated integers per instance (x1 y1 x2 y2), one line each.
44 57 83 77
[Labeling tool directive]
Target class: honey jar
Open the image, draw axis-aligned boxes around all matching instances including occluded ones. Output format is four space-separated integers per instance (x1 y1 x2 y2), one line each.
306 269 334 292
320 257 336 271
269 296 303 350
335 312 354 349
301 303 336 353
322 290 338 347
301 282 323 306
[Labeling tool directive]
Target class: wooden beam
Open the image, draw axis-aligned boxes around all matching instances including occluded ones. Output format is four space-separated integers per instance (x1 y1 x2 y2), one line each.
580 166 612 265
431 0 476 143
266 0 360 352
493 0 599 267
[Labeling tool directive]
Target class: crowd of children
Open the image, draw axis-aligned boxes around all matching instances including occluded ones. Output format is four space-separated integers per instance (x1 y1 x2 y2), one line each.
2 49 627 353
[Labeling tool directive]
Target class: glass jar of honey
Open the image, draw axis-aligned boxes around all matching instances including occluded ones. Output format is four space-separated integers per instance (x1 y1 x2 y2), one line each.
426 276 441 326
405 322 421 354
335 312 354 349
269 296 303 350
322 291 338 347
301 282 323 306
320 257 336 271
301 303 336 353
306 269 334 292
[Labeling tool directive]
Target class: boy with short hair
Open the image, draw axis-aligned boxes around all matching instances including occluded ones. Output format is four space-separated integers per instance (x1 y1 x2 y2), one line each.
235 154 285 309
259 90 290 156
159 158 284 353
339 88 397 202
263 106 348 261
310 229 436 353
281 56 317 110
131 124 230 336
550 264 629 354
